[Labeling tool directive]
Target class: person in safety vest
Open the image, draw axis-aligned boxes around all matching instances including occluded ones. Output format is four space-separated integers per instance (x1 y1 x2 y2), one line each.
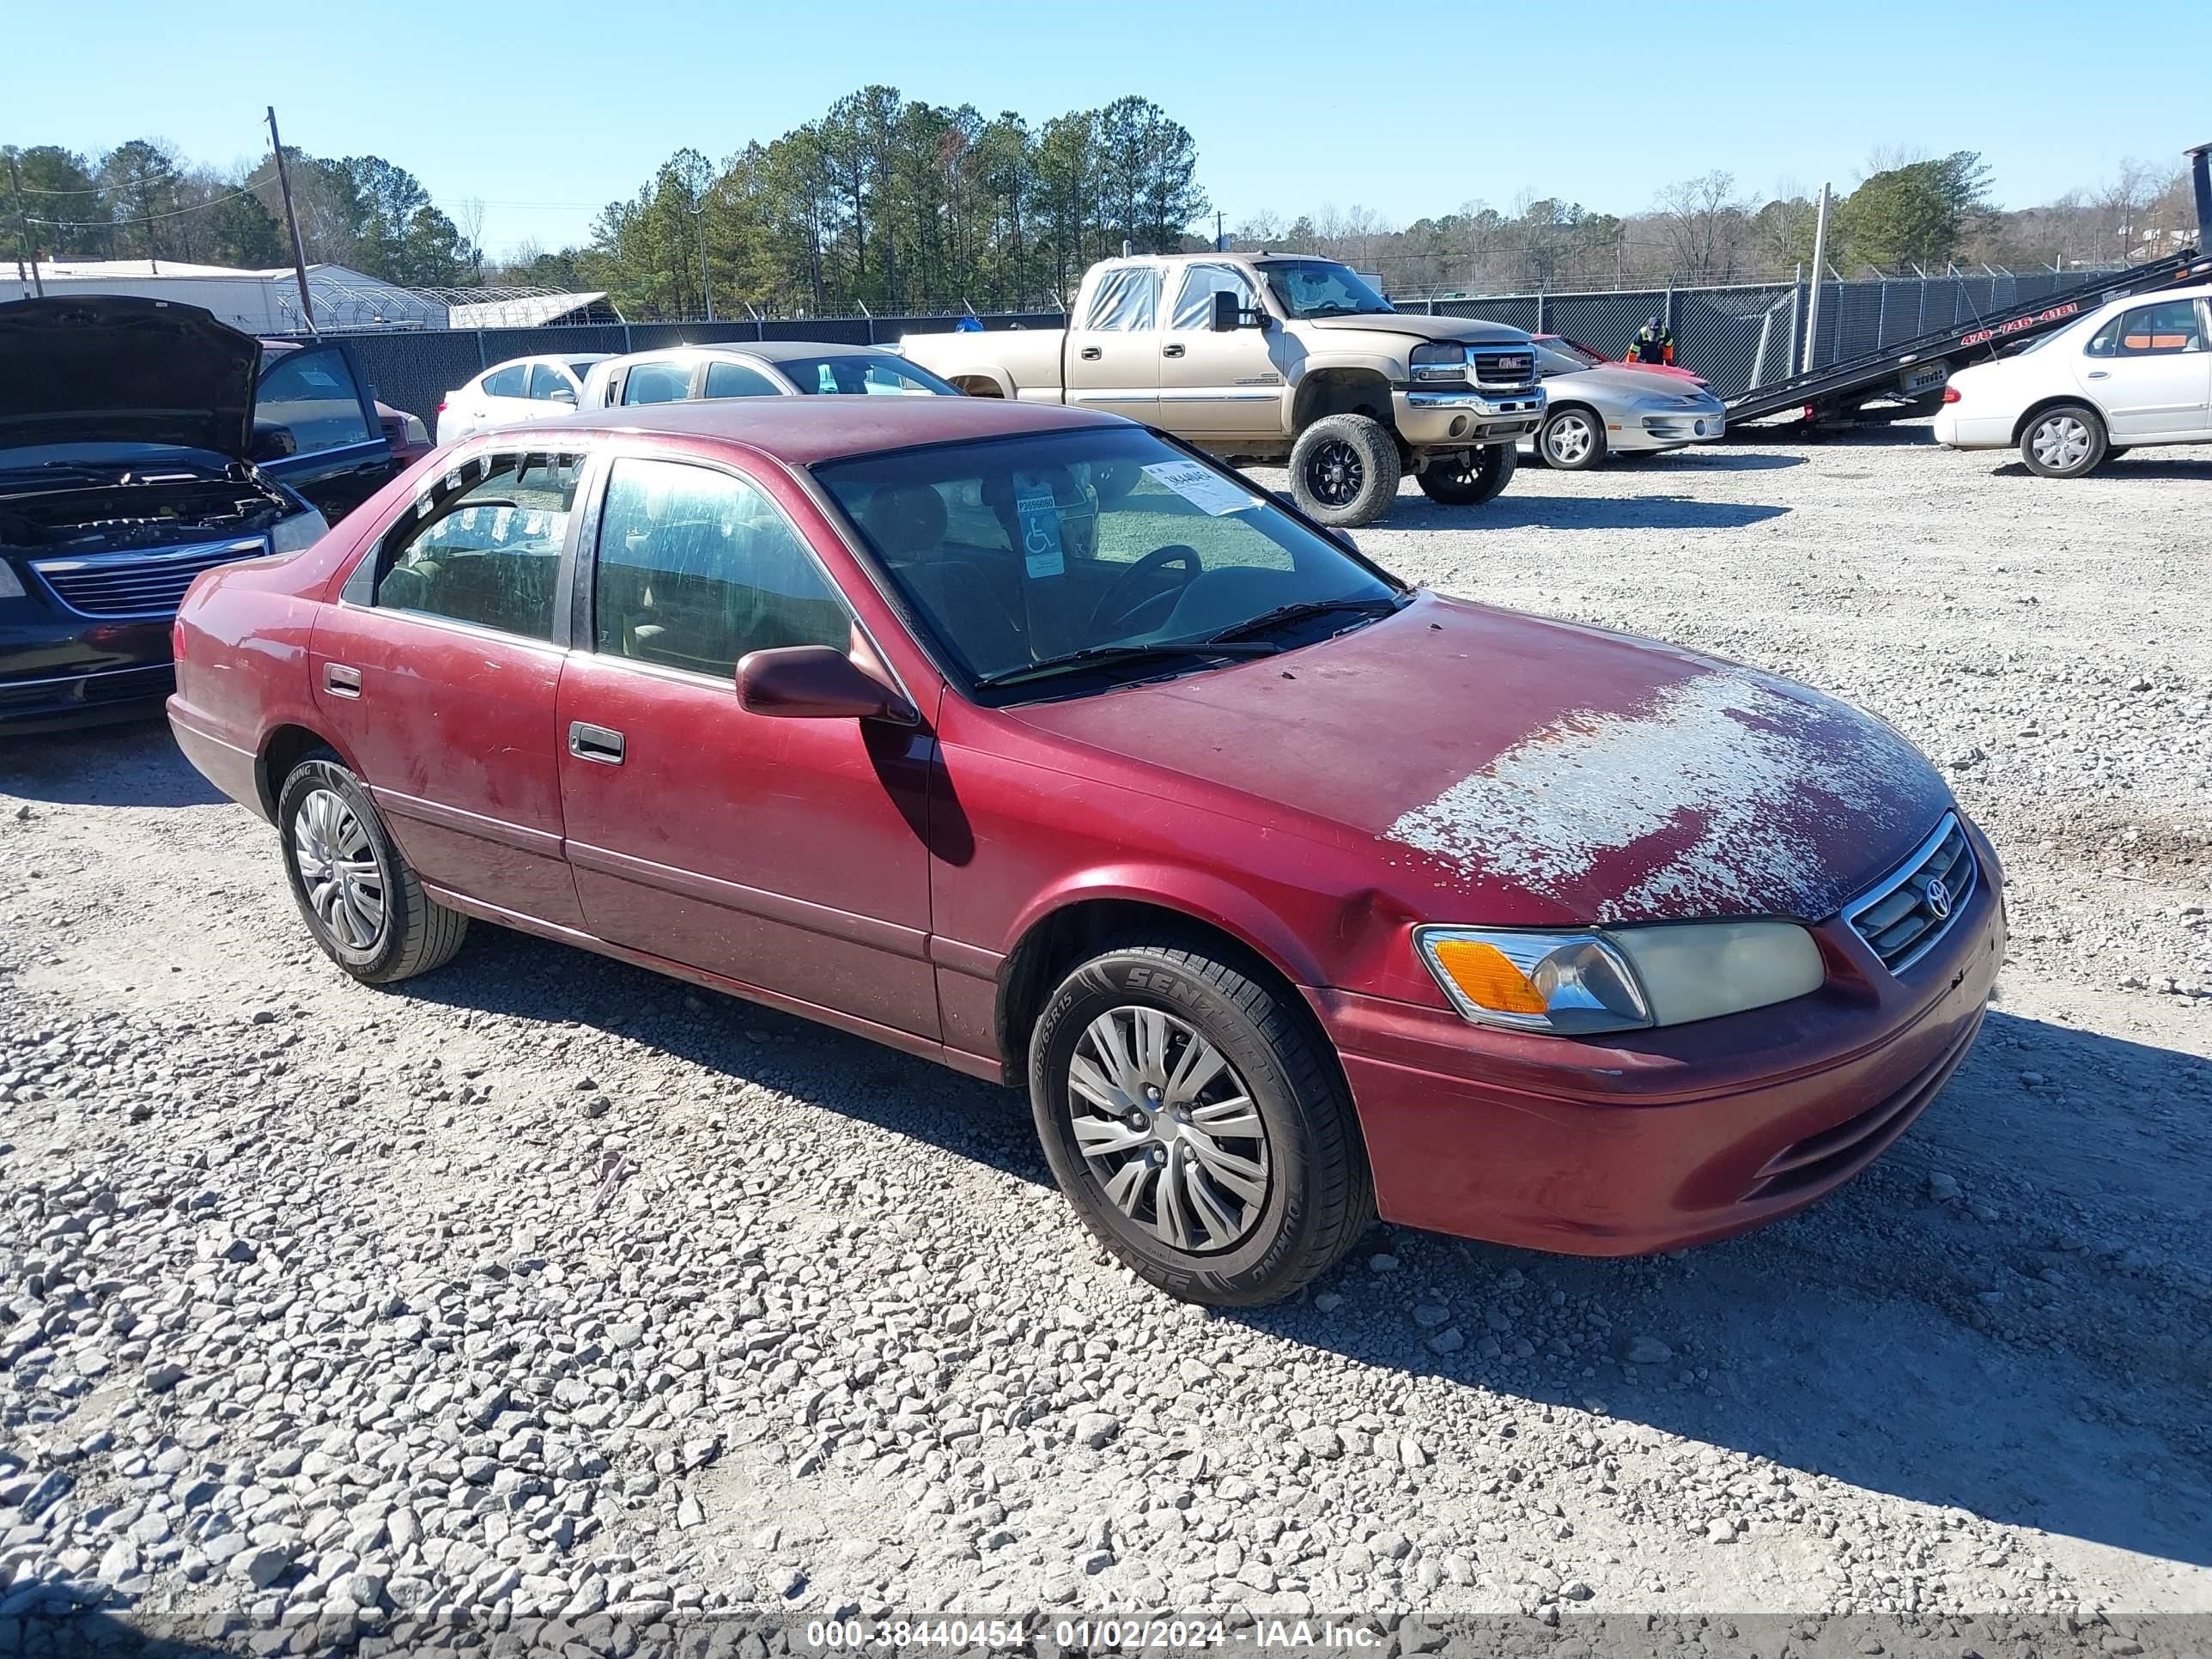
1625 315 1676 366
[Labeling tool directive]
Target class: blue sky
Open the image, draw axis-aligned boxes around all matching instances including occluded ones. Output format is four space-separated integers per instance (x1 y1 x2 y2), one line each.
12 0 2208 258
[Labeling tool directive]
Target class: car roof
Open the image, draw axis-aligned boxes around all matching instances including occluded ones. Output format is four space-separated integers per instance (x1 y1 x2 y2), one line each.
589 340 894 369
538 393 1124 465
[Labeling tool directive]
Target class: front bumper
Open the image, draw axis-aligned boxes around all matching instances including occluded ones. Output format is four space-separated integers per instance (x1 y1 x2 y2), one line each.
1397 386 1547 447
1616 406 1726 450
1 614 176 733
1313 819 2006 1255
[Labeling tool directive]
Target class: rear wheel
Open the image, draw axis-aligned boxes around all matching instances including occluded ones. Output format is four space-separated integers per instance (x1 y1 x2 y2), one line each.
1288 414 1401 526
1415 442 1516 506
1029 935 1374 1306
2019 404 2107 477
277 750 467 984
1538 404 1607 470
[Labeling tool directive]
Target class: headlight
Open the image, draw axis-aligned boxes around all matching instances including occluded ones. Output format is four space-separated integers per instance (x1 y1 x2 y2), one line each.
267 507 329 556
1415 921 1825 1036
1409 343 1471 383
0 561 25 600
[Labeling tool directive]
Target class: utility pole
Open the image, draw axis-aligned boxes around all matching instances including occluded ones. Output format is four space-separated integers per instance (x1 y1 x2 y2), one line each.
1801 181 1832 374
8 155 44 298
266 106 315 332
692 204 714 321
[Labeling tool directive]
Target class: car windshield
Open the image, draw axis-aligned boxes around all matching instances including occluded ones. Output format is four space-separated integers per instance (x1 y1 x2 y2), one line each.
780 355 958 397
814 426 1402 693
1255 260 1395 319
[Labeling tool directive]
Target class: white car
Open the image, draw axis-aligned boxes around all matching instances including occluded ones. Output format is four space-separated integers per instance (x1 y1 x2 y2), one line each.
435 354 614 447
1524 339 1727 469
577 342 958 410
1935 283 2212 476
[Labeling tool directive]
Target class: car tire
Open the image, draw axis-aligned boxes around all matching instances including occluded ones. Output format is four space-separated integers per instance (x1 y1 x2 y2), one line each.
2020 404 2107 477
1289 414 1401 526
1414 442 1516 506
277 750 467 985
1538 404 1608 470
1028 933 1376 1307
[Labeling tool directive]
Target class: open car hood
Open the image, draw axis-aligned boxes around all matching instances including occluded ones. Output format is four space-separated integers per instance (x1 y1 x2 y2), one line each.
0 295 260 460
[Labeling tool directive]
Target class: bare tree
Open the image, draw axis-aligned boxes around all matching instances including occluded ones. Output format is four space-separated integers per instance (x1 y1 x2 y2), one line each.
454 197 487 281
1650 171 1753 280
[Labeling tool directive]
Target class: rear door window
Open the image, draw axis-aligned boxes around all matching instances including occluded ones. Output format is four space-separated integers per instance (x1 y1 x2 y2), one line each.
256 345 374 453
1084 266 1159 331
369 451 583 640
621 361 696 405
482 364 527 398
703 359 782 398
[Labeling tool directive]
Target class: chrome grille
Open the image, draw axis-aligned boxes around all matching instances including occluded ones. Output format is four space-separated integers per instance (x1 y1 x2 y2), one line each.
32 537 269 619
1472 346 1536 386
1842 814 1976 974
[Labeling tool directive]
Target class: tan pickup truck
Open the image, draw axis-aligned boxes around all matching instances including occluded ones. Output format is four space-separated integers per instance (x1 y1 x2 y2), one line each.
900 252 1546 526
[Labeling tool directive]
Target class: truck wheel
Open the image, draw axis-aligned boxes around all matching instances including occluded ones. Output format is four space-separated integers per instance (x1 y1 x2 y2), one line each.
1538 405 1607 470
1415 443 1516 506
2020 404 2106 477
1289 415 1401 527
1028 933 1375 1306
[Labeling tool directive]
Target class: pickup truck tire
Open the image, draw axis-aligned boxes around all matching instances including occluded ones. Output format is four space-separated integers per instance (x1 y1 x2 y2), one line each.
1538 404 1608 470
1289 414 1401 527
1029 934 1374 1306
1415 443 1516 506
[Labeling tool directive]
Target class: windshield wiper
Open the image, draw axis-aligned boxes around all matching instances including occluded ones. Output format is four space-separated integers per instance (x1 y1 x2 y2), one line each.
974 638 1279 690
1201 592 1407 645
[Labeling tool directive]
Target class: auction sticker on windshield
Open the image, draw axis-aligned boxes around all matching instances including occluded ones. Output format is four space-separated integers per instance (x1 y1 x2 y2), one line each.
1013 473 1066 577
1144 459 1259 516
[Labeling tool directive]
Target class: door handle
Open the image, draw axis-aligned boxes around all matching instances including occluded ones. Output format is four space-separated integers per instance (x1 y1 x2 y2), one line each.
1079 346 1102 361
1162 343 1186 358
323 663 362 698
568 720 625 764
2086 370 2110 380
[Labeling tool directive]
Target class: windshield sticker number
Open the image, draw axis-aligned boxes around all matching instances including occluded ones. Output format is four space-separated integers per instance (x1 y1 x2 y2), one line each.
1142 459 1257 516
1014 473 1066 578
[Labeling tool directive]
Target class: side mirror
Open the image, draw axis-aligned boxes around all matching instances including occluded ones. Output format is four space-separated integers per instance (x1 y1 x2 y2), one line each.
250 422 297 462
737 645 908 721
550 387 577 405
1211 289 1241 332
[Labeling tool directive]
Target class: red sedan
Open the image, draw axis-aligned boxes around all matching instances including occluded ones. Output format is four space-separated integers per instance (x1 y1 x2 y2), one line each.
167 398 2003 1306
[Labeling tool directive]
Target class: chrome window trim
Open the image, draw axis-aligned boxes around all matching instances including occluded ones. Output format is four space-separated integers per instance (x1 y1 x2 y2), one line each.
1838 811 1977 975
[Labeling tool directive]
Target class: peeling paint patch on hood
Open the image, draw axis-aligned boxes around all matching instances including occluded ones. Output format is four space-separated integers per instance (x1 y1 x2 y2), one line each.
1387 667 1948 924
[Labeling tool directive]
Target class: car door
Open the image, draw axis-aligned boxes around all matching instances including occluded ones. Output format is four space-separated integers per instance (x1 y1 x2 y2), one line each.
252 342 394 522
471 362 532 435
311 444 588 928
1158 263 1283 435
2078 299 2212 439
1065 263 1162 422
555 450 937 1039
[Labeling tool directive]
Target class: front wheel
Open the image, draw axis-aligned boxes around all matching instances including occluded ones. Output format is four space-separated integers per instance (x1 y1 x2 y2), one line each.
1288 414 1402 527
1028 936 1375 1306
277 750 467 984
1537 404 1607 470
2020 404 2107 477
1415 442 1516 506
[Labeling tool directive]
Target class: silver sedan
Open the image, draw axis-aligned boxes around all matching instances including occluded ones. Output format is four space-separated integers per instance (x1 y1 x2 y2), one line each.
1526 342 1728 469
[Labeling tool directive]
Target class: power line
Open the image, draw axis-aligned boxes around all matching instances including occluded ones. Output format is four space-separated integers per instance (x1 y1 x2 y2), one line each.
27 177 273 230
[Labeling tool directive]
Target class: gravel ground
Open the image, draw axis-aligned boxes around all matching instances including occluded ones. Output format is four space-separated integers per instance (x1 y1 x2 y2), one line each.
2 422 2208 1656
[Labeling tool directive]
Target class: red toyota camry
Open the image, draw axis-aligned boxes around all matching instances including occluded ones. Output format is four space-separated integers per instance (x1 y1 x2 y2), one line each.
167 398 2003 1306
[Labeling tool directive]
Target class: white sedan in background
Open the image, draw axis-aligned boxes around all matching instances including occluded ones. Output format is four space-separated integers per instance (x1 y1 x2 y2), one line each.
1525 341 1728 469
1935 284 2212 476
434 354 613 447
577 342 959 409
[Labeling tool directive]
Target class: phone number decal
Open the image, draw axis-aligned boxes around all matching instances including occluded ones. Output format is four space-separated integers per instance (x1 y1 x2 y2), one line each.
1960 301 2079 347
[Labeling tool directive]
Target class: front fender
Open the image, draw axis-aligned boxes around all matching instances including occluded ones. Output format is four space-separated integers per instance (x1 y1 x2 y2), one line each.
1006 863 1330 991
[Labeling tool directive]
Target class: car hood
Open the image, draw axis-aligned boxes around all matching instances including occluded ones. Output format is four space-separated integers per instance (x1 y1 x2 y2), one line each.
1007 592 1953 927
1547 365 1716 405
0 295 259 460
1300 312 1532 346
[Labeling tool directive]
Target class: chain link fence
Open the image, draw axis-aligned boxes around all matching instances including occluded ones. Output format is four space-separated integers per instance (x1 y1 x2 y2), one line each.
343 274 2111 424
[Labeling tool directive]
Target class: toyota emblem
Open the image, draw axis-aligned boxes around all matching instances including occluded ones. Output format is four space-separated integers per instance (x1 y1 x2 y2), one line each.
1924 876 1951 920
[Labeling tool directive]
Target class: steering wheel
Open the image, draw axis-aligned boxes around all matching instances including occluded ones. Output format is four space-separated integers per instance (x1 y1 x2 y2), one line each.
1089 544 1201 635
